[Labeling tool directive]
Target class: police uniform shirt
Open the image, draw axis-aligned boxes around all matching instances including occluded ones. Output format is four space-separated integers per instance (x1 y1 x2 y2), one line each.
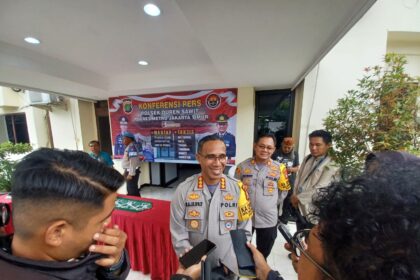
213 132 236 158
114 134 125 156
235 158 290 228
170 174 253 275
121 142 141 176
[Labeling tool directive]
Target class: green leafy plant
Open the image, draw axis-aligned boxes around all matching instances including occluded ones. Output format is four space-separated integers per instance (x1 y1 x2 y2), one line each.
0 142 32 192
324 54 419 179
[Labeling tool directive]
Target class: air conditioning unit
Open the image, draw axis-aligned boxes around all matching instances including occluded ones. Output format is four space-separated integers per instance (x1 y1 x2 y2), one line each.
26 91 63 105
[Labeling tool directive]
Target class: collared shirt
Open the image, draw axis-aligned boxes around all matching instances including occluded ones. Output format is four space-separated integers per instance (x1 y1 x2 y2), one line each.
89 151 114 167
235 158 290 228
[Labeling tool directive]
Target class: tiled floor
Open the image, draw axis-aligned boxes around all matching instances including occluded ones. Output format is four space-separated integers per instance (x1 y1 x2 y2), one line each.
125 169 298 280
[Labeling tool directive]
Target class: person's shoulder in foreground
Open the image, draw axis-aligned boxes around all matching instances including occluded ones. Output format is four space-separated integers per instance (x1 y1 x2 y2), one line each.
0 148 129 280
312 151 420 280
251 151 420 280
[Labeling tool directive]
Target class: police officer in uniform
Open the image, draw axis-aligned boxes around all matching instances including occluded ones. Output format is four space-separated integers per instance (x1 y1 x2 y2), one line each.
170 135 252 278
212 114 236 159
235 133 290 259
114 116 129 156
121 131 142 197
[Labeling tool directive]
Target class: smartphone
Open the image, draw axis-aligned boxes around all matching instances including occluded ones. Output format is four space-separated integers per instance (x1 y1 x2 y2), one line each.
179 239 216 268
278 223 293 245
230 229 256 278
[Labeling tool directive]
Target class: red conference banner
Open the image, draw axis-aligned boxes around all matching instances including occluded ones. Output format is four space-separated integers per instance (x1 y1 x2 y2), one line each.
108 89 238 164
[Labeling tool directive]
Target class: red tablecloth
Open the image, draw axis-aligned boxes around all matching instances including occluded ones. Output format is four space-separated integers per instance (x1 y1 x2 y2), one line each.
0 194 13 235
111 195 178 280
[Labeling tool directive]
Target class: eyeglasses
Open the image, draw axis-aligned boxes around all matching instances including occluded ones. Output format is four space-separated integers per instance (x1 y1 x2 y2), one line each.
291 229 336 280
199 153 227 162
257 144 275 151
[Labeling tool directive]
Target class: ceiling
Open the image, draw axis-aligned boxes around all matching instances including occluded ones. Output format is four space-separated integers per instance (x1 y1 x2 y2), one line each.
0 0 376 100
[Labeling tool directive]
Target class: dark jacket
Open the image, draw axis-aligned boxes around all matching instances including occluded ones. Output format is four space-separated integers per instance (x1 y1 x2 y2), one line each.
0 235 130 280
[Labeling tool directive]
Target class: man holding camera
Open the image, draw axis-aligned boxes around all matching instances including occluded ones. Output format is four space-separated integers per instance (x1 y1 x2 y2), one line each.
0 148 130 280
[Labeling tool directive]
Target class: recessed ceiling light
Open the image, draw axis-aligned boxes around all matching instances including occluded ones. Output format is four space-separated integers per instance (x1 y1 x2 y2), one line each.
138 60 149 66
24 37 41 44
143 3 161 16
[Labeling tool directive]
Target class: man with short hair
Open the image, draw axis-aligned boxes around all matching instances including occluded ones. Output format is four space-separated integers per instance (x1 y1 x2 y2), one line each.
272 137 300 224
235 133 290 259
249 151 420 280
88 140 114 167
0 148 129 280
121 131 142 197
212 114 236 159
170 135 252 277
291 129 339 229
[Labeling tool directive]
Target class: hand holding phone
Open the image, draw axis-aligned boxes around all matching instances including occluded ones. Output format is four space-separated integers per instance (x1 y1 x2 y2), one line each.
278 223 293 245
179 239 216 268
230 229 256 278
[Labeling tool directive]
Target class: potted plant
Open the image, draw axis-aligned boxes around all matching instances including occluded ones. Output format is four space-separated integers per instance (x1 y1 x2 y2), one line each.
0 142 32 192
324 54 419 180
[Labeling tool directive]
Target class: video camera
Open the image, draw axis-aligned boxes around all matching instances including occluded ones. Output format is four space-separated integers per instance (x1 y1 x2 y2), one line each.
0 203 10 227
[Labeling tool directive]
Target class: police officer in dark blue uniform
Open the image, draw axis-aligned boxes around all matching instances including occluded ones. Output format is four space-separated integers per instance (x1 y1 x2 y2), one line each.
114 116 129 156
212 114 236 159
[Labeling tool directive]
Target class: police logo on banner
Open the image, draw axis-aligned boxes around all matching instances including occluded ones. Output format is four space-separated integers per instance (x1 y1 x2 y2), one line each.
206 93 221 109
123 98 133 114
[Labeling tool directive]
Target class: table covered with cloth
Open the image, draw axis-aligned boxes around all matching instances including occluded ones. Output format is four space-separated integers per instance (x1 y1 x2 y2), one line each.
111 195 178 279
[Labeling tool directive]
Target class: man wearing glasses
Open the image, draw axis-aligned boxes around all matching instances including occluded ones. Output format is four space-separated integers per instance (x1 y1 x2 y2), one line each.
235 133 290 259
247 151 420 280
170 135 253 278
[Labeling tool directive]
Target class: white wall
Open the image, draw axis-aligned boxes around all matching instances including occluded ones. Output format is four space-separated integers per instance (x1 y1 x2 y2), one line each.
24 107 50 149
298 0 420 158
235 87 255 163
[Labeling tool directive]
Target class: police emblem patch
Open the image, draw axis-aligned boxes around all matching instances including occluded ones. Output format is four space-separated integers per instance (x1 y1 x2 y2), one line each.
188 193 200 200
225 220 233 230
188 210 200 218
224 211 235 218
224 193 234 201
188 220 200 230
244 168 251 174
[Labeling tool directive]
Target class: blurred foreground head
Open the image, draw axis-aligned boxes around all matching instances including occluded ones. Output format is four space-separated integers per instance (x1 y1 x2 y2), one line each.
11 148 124 260
313 151 420 280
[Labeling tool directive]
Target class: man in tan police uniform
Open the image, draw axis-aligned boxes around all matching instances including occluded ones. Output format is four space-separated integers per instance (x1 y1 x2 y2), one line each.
235 133 290 259
170 135 252 277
